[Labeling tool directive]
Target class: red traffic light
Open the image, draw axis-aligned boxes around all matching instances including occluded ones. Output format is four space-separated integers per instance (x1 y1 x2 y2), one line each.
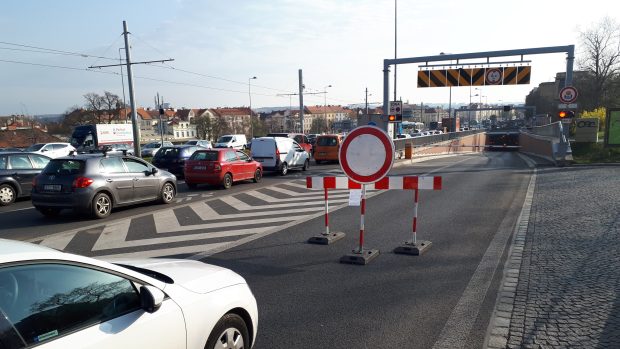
558 110 575 118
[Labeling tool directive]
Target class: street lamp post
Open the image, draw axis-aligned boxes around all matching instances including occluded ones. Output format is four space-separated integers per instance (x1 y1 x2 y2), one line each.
248 76 257 139
324 84 332 133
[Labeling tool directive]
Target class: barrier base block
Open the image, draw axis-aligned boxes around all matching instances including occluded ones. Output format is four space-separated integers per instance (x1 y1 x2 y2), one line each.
339 249 380 265
393 240 432 256
307 232 346 245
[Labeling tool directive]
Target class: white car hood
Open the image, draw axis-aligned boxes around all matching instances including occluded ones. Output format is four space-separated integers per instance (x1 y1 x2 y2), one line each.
108 258 246 294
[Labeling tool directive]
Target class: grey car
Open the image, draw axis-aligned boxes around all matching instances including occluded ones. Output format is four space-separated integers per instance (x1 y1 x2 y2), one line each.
31 154 177 219
141 141 174 157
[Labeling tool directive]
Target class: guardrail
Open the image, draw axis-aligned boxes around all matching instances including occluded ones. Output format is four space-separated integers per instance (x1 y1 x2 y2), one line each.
393 129 485 151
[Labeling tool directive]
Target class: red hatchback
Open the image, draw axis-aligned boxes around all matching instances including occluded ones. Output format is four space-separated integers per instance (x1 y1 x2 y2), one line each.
184 148 262 189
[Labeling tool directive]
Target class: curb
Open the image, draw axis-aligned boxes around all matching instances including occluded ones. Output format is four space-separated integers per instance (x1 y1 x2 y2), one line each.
484 157 537 349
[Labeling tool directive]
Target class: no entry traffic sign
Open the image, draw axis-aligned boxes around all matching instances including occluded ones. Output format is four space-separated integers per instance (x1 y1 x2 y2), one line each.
485 68 502 85
339 126 395 184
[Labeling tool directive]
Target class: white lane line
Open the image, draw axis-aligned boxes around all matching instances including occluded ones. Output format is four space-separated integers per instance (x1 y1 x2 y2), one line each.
91 220 132 251
94 226 270 252
432 167 533 349
39 231 80 250
219 195 348 211
190 201 326 221
248 190 349 203
0 207 35 213
100 241 232 259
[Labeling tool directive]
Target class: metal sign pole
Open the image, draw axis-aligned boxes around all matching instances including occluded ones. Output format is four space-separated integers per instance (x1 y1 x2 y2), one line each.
324 188 330 236
412 189 419 244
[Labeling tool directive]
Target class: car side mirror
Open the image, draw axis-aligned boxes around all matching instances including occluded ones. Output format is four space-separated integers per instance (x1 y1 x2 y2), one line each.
140 285 164 313
41 149 48 152
246 158 253 162
151 167 158 175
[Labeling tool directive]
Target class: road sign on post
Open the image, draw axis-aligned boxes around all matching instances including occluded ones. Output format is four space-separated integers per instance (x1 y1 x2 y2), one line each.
559 86 578 104
388 101 403 123
338 126 394 265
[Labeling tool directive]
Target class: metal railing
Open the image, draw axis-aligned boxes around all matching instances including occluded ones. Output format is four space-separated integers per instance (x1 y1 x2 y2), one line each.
393 129 484 151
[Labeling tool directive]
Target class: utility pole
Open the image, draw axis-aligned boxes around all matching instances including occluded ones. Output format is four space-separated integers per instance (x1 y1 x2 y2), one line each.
89 20 174 157
299 69 304 133
365 87 369 117
393 0 397 101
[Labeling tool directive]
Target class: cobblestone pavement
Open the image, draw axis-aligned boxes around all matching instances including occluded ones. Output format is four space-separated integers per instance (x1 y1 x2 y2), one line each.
488 166 620 349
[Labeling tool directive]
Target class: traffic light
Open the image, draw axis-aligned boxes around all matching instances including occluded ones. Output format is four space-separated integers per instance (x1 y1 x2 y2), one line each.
558 110 575 119
388 114 402 122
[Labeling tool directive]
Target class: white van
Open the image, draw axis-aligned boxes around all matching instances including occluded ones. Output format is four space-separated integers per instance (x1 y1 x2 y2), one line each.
214 134 247 149
250 137 310 175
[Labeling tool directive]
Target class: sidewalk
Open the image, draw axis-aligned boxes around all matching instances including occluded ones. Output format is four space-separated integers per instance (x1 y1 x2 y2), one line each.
487 165 620 348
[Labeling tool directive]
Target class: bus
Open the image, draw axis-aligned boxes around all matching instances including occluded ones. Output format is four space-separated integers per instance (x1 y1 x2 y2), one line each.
401 121 425 134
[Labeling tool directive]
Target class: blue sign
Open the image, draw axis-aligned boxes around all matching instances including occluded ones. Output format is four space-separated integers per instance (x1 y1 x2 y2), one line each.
368 121 377 126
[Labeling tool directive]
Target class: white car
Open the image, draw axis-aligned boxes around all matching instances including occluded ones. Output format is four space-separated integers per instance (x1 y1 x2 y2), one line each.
250 137 310 175
141 141 174 157
214 135 247 150
25 143 76 159
0 239 258 349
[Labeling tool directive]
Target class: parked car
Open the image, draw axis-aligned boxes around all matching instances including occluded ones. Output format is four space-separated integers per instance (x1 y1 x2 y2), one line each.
185 139 213 148
250 137 310 175
184 149 262 189
0 238 258 349
140 141 174 157
0 152 51 206
396 134 412 139
313 134 343 164
266 133 313 154
214 134 247 150
24 143 76 159
100 143 134 155
31 154 177 218
151 145 204 178
0 147 23 152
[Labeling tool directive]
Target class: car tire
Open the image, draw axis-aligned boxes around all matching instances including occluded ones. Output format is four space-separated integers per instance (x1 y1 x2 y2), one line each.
204 313 249 349
0 184 16 206
92 192 112 219
159 182 176 204
37 207 61 218
315 160 322 165
222 173 233 189
302 159 309 171
253 169 262 183
280 162 288 176
186 182 197 189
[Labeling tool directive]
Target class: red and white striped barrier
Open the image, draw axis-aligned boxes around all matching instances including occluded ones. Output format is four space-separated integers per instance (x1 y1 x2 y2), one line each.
306 176 442 190
306 176 442 252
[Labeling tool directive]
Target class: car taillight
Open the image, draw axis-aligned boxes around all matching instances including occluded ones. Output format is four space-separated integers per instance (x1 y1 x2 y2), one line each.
72 177 94 189
214 164 222 172
32 176 38 187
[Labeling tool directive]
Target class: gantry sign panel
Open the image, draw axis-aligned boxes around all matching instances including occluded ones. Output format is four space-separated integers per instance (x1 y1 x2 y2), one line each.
417 66 531 87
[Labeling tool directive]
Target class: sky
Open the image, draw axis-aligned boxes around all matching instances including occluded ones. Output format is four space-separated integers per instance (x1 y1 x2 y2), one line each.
0 0 617 115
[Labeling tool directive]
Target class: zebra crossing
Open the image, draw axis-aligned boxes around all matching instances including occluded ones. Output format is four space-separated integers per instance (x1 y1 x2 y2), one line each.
32 177 381 259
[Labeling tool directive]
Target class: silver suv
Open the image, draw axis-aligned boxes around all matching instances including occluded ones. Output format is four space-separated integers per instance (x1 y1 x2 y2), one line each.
31 154 177 219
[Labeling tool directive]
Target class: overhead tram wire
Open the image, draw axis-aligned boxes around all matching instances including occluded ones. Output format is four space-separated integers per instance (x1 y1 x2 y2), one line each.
0 41 119 61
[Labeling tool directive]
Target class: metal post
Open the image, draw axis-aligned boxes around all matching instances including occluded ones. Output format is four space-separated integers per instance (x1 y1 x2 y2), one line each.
299 69 304 133
118 48 127 123
123 21 141 157
412 189 419 244
365 87 369 117
393 0 397 101
357 184 367 253
448 86 452 132
248 76 256 139
323 188 329 236
566 45 575 87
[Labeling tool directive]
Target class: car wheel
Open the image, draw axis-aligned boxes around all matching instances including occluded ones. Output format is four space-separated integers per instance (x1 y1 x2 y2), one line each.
302 159 310 171
159 182 175 204
222 173 233 189
253 169 262 183
92 192 112 219
187 182 197 189
315 160 322 165
0 184 16 206
205 313 249 349
38 207 61 218
280 162 288 176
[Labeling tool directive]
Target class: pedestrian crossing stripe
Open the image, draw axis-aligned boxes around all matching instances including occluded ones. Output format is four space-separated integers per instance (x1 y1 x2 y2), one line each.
31 181 382 259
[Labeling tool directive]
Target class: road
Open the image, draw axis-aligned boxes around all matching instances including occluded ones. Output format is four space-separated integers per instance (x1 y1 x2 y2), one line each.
1 152 532 348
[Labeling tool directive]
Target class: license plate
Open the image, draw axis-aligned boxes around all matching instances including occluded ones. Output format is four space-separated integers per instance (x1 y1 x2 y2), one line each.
256 159 264 162
44 184 61 192
319 152 327 156
193 166 206 170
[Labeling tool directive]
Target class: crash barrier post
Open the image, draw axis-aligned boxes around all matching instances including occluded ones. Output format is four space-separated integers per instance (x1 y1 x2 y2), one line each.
306 175 442 260
405 142 413 159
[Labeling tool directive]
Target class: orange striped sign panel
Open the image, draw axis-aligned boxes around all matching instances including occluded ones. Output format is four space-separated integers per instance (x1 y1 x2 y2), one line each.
418 70 430 88
517 66 531 84
417 66 531 87
429 70 447 87
471 68 485 86
503 67 517 84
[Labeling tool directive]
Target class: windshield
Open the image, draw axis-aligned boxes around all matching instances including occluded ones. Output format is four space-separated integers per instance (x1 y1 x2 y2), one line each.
190 151 219 161
317 137 337 146
217 136 233 143
154 147 179 158
145 143 161 148
26 144 45 151
42 159 85 175
185 141 197 145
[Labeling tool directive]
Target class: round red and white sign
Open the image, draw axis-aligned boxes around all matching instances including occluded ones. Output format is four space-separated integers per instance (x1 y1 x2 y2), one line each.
339 126 395 184
485 68 502 85
559 86 578 104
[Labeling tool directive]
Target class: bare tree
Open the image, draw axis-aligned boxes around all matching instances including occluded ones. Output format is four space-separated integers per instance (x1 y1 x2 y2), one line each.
83 92 105 123
101 91 122 123
578 17 620 107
